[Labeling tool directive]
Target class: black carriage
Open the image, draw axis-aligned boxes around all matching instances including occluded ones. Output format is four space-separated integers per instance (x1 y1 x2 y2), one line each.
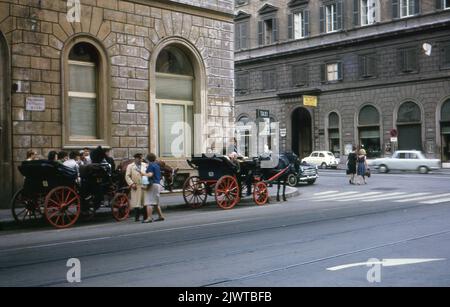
11 160 130 229
182 154 289 210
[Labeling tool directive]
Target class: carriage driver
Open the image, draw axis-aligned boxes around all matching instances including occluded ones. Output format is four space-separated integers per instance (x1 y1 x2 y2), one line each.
125 153 148 222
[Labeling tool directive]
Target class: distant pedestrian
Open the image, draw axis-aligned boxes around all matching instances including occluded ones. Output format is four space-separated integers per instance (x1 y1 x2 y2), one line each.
142 153 165 223
58 151 68 163
356 148 368 185
47 151 58 162
125 153 148 222
26 149 38 161
346 146 357 185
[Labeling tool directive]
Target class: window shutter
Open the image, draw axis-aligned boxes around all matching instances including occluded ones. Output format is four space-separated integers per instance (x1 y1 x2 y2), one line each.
272 18 278 43
338 62 343 80
235 24 241 50
337 0 343 30
288 14 293 40
409 49 418 71
414 0 420 15
392 0 399 18
303 10 310 37
359 55 366 77
353 0 360 26
436 0 443 10
258 21 264 46
368 55 377 77
301 64 309 85
319 6 325 33
444 44 450 66
241 22 248 49
320 63 326 82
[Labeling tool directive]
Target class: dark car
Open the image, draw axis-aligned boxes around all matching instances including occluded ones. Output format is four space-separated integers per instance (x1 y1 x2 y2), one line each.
282 152 319 187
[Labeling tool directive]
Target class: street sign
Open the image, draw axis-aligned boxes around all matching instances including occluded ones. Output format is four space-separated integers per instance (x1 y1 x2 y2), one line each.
280 128 287 137
303 95 318 107
390 129 398 137
391 137 398 142
257 109 270 118
26 97 45 112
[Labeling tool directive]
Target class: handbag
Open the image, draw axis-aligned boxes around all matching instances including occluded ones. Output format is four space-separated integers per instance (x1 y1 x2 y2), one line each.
365 168 371 178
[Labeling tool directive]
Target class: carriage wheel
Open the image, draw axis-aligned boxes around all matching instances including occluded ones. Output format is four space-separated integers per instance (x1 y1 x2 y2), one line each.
253 182 269 206
183 176 208 209
44 187 81 229
215 176 240 210
11 188 44 224
111 193 130 221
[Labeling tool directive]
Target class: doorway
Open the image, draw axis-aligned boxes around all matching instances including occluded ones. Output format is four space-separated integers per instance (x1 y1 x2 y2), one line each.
291 107 312 159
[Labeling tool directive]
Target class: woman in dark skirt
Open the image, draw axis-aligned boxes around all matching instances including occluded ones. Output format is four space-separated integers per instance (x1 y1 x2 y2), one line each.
346 146 357 184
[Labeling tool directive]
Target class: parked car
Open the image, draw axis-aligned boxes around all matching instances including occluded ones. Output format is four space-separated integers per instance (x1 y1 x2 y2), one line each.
301 151 340 169
368 150 441 174
279 152 319 186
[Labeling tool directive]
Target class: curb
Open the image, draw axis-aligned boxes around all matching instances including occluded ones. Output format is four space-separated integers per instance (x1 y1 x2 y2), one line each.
0 187 300 231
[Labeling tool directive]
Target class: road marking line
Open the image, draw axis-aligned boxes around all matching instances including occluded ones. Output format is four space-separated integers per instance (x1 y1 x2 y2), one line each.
313 191 339 196
360 192 407 202
334 192 384 202
395 193 450 203
0 219 246 253
362 192 432 202
312 192 359 201
420 197 450 204
327 258 446 271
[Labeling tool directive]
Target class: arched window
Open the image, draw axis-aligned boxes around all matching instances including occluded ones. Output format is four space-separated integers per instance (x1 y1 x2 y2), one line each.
397 101 422 151
328 112 340 157
441 99 450 162
358 105 381 158
64 38 109 146
156 46 194 158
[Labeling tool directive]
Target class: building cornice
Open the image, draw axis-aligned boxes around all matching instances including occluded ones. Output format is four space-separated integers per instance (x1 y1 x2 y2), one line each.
236 12 450 64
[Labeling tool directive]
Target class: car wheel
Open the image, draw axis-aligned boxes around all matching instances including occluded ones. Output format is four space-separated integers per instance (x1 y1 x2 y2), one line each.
287 174 298 187
379 165 389 173
320 162 327 169
418 166 429 174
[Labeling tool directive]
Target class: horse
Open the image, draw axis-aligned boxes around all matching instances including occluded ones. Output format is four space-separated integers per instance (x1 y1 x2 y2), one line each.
258 153 295 202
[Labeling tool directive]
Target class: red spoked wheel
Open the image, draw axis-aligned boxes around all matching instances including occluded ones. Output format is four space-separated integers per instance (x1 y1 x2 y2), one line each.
44 186 81 229
253 182 269 206
183 176 208 209
11 188 44 224
111 193 130 221
215 176 240 210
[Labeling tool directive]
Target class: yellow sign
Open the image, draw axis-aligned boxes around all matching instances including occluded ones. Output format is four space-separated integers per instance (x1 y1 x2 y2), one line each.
303 95 318 107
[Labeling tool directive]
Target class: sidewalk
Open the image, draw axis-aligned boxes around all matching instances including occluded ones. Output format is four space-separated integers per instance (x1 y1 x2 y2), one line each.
0 186 300 225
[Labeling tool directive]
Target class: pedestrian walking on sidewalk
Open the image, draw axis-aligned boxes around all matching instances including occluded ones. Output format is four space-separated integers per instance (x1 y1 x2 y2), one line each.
346 145 357 184
125 153 148 222
142 153 165 223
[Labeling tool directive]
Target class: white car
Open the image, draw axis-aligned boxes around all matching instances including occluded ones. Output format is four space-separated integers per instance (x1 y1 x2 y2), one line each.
301 151 340 169
368 150 441 174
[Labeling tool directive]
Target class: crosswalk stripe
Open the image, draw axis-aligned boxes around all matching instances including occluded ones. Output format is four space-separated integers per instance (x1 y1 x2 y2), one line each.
311 192 359 201
335 192 384 202
363 192 430 202
420 197 450 204
395 193 450 203
313 191 339 196
358 192 405 202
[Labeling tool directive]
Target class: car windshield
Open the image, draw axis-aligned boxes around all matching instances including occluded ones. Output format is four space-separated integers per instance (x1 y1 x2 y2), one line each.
327 152 334 156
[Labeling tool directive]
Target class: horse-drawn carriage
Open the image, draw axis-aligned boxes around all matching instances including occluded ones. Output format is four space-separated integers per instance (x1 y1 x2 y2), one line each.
11 160 130 229
182 154 291 210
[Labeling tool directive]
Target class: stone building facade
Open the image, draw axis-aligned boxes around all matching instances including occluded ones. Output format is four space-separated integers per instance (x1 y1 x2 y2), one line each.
0 0 234 208
234 0 450 165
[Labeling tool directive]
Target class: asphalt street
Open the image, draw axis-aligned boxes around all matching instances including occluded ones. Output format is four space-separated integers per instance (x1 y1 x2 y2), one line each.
1 170 450 287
